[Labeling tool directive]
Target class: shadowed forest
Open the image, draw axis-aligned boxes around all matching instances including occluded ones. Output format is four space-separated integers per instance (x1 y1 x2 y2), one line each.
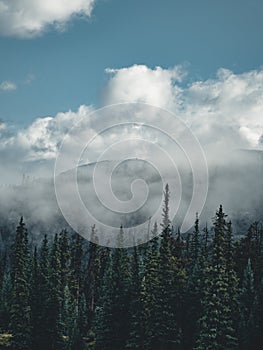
0 186 262 350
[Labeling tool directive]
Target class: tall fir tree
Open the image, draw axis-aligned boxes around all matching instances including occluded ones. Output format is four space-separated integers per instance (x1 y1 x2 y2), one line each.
195 206 238 350
10 217 31 350
36 234 50 350
47 233 64 350
95 227 131 350
238 258 255 350
0 272 12 331
141 222 160 349
126 245 143 349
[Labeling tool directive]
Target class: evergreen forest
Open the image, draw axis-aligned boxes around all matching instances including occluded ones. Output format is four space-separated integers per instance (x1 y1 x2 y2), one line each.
0 185 263 350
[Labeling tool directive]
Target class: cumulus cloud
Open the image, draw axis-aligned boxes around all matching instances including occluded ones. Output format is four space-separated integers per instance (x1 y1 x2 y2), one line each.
1 66 263 239
0 0 95 38
103 65 263 150
1 65 263 185
0 105 93 183
0 80 17 91
104 65 185 111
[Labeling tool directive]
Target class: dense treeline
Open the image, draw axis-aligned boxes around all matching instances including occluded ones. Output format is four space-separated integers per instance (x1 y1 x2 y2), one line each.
0 185 263 349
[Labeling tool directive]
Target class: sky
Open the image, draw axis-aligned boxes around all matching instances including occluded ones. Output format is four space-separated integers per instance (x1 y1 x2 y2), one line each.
0 0 263 241
0 0 263 127
0 0 263 184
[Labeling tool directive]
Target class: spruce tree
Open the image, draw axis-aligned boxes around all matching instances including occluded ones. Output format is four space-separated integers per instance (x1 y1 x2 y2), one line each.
126 245 143 349
47 233 64 350
141 223 160 349
30 247 40 350
252 276 263 349
195 206 238 350
238 259 255 350
0 272 12 331
148 186 184 349
10 217 31 350
190 213 200 264
59 229 70 296
35 234 50 350
183 259 205 350
85 225 99 330
95 227 131 350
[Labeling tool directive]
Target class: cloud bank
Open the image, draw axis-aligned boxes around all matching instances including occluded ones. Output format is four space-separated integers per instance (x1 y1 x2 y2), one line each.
0 0 95 38
0 65 263 242
103 65 263 151
0 65 263 184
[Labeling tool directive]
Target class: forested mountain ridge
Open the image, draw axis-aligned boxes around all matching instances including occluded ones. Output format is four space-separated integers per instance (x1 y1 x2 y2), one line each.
0 186 263 349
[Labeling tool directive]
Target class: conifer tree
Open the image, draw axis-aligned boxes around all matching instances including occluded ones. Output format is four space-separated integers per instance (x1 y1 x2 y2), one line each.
30 247 40 350
141 222 160 349
238 259 255 349
195 206 238 350
252 276 263 349
183 259 205 350
190 213 200 264
59 229 70 296
152 186 183 349
0 272 12 331
10 217 31 350
47 233 64 350
126 245 143 349
70 232 84 299
36 234 50 350
95 227 131 350
85 225 99 329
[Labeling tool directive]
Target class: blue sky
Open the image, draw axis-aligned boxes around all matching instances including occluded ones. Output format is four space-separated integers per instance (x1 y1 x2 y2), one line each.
0 0 263 127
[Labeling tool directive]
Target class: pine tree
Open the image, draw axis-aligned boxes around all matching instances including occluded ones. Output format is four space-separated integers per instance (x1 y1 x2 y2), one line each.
30 247 40 350
145 187 184 349
252 276 263 349
95 227 131 350
238 259 255 349
161 183 171 231
35 234 50 350
59 229 70 297
183 259 205 350
10 217 31 350
47 233 64 350
190 213 200 264
141 223 160 349
94 250 114 350
195 206 238 350
70 232 84 300
0 272 12 331
126 245 143 349
85 225 99 330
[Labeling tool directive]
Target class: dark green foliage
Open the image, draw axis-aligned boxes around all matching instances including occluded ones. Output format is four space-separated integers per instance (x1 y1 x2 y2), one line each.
183 259 205 350
10 217 31 350
252 276 263 349
238 259 255 349
126 246 143 349
46 233 64 349
195 206 238 350
95 227 131 350
0 202 263 350
0 272 12 330
141 223 160 349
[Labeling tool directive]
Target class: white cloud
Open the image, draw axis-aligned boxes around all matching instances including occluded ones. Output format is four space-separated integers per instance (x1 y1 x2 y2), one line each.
0 0 95 38
103 65 263 150
104 65 185 111
17 105 93 161
1 65 263 184
0 80 17 91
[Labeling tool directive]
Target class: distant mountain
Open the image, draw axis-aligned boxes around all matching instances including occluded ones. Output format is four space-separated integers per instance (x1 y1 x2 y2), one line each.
0 149 262 245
